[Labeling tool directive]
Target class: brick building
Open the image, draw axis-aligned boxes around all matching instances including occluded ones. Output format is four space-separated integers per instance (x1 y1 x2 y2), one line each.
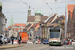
67 5 75 39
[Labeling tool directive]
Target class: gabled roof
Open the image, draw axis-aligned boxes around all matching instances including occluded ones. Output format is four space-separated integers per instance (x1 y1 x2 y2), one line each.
67 4 75 12
32 23 40 27
24 23 34 31
44 14 57 24
25 24 32 29
35 23 40 29
52 15 64 24
31 23 41 27
13 28 24 31
31 23 37 27
31 23 41 32
44 16 53 23
27 16 48 22
27 16 35 22
47 23 59 27
8 25 14 28
14 23 26 27
41 16 48 22
67 4 75 18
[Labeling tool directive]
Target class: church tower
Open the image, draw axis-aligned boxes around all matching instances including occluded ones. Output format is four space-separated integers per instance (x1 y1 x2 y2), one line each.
28 6 31 16
35 9 43 23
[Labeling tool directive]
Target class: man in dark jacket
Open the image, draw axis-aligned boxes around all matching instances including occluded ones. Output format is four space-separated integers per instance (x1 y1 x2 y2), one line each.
18 35 22 45
10 35 14 45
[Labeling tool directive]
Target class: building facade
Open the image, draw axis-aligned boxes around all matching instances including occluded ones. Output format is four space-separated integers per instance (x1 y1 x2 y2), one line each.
27 6 48 25
0 2 7 36
8 23 26 38
67 5 75 39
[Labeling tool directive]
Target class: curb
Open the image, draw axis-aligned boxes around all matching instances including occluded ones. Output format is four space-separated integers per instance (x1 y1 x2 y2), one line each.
0 44 25 49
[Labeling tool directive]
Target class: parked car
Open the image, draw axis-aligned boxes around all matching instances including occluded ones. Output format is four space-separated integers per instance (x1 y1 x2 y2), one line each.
0 35 4 44
4 37 8 44
72 40 75 45
0 35 3 45
43 39 49 44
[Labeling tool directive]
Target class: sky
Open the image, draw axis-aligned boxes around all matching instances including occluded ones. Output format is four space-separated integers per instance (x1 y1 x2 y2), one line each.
0 0 75 28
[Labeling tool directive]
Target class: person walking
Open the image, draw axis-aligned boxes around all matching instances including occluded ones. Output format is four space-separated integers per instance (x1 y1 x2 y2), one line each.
18 35 22 45
10 35 14 45
33 39 35 44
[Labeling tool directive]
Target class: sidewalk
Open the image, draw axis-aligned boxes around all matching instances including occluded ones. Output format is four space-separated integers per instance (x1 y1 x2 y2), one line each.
0 44 25 49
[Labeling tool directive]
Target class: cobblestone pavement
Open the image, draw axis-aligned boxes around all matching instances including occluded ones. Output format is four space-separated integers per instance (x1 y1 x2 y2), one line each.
2 44 75 50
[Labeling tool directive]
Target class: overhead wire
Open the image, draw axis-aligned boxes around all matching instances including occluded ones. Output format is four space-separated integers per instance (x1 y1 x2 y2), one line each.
3 0 66 15
43 0 54 14
42 0 68 15
21 0 35 11
21 0 29 6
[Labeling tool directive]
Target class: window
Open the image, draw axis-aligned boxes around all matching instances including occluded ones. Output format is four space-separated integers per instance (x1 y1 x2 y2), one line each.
50 29 60 32
50 32 60 38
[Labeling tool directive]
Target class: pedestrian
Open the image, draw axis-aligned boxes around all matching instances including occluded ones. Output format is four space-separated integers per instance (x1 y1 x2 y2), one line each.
10 35 14 45
33 39 35 44
70 39 72 45
68 40 71 45
18 35 22 45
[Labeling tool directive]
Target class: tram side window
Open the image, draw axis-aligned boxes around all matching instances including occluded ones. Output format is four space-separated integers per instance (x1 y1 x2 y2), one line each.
50 29 60 32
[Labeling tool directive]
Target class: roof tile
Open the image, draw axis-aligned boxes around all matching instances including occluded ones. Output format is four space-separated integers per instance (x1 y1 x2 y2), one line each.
41 16 48 22
27 16 35 22
14 23 26 27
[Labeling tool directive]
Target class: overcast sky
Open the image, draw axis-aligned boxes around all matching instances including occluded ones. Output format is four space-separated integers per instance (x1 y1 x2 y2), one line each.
0 0 75 28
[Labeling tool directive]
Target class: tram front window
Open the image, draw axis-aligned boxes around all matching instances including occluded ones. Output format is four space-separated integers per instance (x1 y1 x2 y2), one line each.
50 32 60 38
